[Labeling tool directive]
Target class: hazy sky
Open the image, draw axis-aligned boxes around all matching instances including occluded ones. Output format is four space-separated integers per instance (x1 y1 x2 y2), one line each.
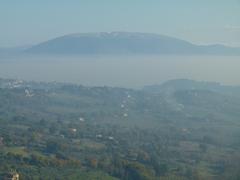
1 0 240 47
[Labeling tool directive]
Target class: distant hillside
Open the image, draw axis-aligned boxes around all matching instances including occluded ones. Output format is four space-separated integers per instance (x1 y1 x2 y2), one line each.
143 79 240 96
25 32 240 55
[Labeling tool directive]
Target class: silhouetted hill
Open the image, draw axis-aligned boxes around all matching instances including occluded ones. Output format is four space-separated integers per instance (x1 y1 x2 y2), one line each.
25 32 240 55
143 79 240 96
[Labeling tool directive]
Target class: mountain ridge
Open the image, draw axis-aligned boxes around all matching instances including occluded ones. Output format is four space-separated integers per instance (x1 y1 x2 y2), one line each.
25 32 240 55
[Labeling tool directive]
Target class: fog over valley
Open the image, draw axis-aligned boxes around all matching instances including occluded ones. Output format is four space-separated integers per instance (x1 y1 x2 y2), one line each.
0 55 239 88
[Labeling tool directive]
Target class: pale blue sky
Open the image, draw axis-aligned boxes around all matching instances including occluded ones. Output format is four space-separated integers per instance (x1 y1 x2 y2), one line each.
0 0 240 47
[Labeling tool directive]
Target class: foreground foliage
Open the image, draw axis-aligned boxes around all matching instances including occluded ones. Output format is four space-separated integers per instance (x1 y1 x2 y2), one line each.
0 79 240 179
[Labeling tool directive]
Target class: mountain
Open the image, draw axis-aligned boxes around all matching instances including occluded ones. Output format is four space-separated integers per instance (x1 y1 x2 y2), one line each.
25 32 240 55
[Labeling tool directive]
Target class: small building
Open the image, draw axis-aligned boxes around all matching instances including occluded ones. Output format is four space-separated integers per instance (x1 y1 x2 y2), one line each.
3 172 20 180
25 89 34 97
79 117 85 122
108 136 114 140
69 128 77 133
123 113 128 117
12 173 19 180
96 134 103 138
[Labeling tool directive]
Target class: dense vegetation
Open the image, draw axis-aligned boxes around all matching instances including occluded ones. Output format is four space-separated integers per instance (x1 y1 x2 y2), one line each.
0 78 240 179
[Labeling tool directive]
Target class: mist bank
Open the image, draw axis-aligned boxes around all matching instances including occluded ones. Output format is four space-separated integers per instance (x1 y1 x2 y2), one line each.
0 55 240 89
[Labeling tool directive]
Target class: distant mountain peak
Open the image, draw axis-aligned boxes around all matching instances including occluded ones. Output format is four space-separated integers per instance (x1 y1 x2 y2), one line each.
25 32 240 55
